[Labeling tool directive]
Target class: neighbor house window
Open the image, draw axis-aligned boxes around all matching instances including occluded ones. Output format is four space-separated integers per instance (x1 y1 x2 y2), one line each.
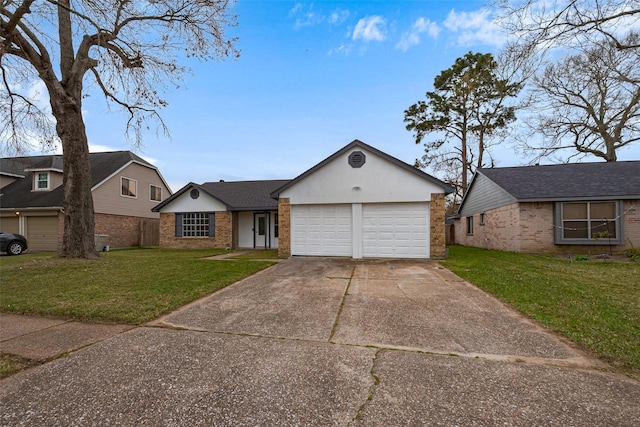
36 172 49 190
274 214 279 238
175 212 215 237
121 177 137 198
466 216 473 235
480 213 485 225
555 201 622 244
150 185 162 202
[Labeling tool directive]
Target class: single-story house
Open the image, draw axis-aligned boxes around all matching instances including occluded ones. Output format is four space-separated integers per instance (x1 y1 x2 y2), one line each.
153 139 454 259
0 151 172 251
454 161 640 254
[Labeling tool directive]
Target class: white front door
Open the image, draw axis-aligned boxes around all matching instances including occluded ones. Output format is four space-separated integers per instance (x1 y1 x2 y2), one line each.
254 213 267 248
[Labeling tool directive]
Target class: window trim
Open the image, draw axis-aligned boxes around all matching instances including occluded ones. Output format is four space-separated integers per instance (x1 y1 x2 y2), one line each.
554 200 623 245
121 176 137 198
149 184 162 202
175 212 215 238
466 216 474 235
34 172 50 191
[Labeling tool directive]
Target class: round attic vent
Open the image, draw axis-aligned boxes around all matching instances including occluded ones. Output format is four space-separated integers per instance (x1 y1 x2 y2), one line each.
348 151 366 168
190 188 200 199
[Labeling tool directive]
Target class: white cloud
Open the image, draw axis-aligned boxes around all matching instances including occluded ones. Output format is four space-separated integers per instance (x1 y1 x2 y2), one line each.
328 9 350 25
88 144 118 153
328 43 353 56
352 16 387 42
396 17 440 52
443 9 505 47
290 4 349 29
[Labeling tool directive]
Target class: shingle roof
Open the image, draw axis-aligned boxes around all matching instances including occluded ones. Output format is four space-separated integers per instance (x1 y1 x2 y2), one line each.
478 161 640 201
200 180 291 210
0 151 157 209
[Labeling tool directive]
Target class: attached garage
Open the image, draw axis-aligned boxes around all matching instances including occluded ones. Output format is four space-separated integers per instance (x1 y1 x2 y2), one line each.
273 140 453 259
290 202 430 259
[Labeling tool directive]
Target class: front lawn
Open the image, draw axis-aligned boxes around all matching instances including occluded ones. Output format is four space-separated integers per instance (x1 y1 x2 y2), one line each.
0 249 275 324
442 245 640 378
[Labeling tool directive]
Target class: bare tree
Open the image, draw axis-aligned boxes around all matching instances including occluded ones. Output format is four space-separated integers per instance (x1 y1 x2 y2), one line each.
404 52 522 202
495 0 640 51
1 0 238 257
519 36 640 162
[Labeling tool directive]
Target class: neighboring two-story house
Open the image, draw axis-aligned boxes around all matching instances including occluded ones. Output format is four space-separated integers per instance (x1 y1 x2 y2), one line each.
0 151 172 252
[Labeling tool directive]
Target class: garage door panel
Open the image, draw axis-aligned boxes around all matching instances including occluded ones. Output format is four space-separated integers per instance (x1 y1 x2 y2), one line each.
291 205 352 257
26 216 59 252
363 203 429 259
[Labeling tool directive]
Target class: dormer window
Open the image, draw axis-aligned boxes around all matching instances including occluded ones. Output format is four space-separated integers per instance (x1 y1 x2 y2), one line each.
36 172 50 190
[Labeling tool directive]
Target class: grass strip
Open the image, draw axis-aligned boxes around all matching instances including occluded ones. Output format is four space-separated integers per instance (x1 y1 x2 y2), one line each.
442 245 640 378
0 248 275 324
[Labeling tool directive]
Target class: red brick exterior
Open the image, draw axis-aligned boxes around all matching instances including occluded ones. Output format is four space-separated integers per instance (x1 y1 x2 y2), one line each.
94 213 158 249
430 193 446 258
158 211 233 249
454 200 640 254
277 198 291 258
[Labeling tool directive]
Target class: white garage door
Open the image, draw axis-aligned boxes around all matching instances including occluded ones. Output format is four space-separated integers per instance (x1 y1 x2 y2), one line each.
362 203 429 258
291 204 352 256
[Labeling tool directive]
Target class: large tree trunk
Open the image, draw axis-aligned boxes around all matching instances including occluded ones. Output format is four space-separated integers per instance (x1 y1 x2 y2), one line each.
50 95 98 258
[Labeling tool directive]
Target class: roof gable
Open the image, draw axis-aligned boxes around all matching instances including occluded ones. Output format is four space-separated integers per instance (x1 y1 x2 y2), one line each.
152 180 290 212
458 160 640 216
271 139 453 198
0 151 163 210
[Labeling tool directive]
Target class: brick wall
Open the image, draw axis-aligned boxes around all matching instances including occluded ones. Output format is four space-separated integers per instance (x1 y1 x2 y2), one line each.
623 200 640 250
453 199 640 255
430 193 446 258
277 198 291 258
158 211 233 249
94 213 155 248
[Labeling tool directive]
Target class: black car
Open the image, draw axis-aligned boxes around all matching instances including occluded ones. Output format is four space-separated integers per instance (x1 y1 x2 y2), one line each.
0 232 28 255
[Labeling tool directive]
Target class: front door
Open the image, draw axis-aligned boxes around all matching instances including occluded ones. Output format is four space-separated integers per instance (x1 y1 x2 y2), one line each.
254 213 269 248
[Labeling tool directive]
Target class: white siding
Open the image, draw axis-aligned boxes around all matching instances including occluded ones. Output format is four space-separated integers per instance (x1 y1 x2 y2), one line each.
280 147 442 205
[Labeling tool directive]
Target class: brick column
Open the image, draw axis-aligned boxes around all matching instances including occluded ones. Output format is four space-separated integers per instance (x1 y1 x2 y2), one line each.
278 198 291 258
430 193 446 258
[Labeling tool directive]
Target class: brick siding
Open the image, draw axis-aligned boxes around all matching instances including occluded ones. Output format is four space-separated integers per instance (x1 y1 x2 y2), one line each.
158 211 232 249
454 199 640 255
430 193 446 258
277 198 291 258
94 213 158 249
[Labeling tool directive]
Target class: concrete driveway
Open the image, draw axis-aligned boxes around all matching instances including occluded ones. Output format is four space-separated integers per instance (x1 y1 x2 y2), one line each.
1 258 639 426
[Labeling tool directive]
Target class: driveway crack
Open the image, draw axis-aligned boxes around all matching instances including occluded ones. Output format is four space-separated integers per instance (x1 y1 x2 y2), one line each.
328 262 357 342
350 348 382 425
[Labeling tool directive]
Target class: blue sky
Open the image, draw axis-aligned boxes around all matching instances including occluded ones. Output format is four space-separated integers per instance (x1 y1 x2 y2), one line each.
65 1 633 191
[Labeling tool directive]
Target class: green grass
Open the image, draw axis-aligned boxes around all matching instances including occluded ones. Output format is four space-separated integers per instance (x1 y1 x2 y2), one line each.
228 249 280 260
0 248 275 324
442 245 640 378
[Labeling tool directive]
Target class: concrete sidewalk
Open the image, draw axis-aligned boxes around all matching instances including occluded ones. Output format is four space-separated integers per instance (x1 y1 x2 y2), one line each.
0 314 134 361
1 258 639 426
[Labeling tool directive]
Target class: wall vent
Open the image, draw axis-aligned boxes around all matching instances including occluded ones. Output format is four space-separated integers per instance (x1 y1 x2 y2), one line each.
348 151 366 168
